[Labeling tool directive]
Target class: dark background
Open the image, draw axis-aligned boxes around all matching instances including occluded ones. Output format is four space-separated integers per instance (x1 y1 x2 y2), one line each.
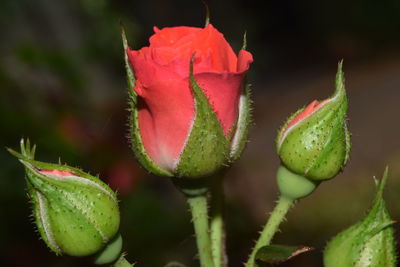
1 0 400 266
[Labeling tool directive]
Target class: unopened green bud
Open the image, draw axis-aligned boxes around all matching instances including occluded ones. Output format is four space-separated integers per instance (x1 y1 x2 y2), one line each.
8 139 120 257
324 168 397 267
276 62 350 180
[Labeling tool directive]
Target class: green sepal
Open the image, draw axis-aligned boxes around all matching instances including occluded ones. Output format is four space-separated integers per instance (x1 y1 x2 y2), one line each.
121 24 173 177
228 31 251 161
175 55 230 178
203 1 210 27
324 167 397 267
277 61 350 180
121 24 136 98
276 107 306 147
255 244 313 265
230 83 253 161
12 140 63 254
9 139 120 257
26 176 64 255
241 31 247 51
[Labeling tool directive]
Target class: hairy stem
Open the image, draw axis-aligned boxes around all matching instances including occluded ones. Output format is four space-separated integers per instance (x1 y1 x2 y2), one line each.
245 195 294 267
187 194 215 267
210 177 226 267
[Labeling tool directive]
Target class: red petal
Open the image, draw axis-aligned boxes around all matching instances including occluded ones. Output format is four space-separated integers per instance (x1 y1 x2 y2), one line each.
286 99 330 130
237 50 253 72
150 26 201 48
129 51 194 171
149 24 238 73
190 24 238 72
194 72 243 135
288 100 319 129
40 169 74 177
193 49 253 136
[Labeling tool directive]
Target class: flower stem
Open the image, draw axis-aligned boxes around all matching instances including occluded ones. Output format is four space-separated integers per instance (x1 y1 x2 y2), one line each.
210 177 225 267
187 194 215 267
245 195 294 267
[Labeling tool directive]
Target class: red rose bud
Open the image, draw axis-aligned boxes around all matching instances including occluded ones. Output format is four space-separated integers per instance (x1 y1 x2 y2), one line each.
8 139 120 259
122 24 253 178
276 62 350 180
324 168 397 267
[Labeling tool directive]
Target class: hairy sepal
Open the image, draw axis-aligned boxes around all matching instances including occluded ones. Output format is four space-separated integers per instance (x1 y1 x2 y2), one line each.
230 83 252 161
175 56 230 178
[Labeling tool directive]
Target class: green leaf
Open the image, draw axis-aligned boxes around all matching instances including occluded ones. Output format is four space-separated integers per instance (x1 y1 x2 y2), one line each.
175 55 230 178
255 244 313 265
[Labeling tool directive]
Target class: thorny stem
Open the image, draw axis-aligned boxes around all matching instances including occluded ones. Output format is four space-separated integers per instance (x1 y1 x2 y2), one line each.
245 195 294 267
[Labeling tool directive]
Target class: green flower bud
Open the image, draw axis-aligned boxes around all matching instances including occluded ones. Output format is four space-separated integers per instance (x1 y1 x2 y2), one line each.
276 62 350 180
324 168 397 267
8 139 120 257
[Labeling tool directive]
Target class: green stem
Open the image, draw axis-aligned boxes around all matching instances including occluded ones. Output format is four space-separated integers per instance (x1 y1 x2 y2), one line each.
245 195 294 267
210 177 225 267
187 194 215 267
113 254 134 267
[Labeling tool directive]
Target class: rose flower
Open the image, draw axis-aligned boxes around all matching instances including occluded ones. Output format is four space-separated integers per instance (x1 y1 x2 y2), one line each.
125 24 253 178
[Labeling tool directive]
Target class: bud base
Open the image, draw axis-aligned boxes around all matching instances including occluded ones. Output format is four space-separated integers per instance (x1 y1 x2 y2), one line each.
277 166 318 200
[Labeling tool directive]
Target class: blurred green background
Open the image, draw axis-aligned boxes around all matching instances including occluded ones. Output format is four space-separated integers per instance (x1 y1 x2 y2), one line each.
1 0 400 266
